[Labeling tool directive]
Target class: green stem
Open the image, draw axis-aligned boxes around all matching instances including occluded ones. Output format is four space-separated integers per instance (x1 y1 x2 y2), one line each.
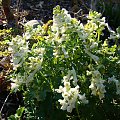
97 31 100 42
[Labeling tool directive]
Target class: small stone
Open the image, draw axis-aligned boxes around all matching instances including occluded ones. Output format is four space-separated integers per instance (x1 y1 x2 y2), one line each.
25 20 43 28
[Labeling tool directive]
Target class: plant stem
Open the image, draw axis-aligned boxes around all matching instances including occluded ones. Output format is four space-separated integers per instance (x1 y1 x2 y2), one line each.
0 92 11 119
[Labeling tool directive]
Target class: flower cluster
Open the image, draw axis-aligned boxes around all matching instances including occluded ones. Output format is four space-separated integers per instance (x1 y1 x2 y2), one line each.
52 5 85 45
89 70 106 99
8 35 29 70
108 75 120 95
51 6 71 44
56 68 88 113
10 73 26 92
86 10 106 33
8 5 120 119
8 31 45 90
28 47 45 70
56 83 79 113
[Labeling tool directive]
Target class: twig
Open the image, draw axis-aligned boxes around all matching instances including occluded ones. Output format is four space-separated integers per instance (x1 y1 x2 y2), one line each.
16 0 21 26
0 92 11 119
80 0 90 11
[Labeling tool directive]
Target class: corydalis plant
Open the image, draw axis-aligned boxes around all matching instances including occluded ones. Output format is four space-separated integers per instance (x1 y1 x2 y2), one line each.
8 5 120 119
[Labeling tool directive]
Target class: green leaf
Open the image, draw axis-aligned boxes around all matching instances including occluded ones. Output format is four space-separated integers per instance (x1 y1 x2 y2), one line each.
16 107 25 117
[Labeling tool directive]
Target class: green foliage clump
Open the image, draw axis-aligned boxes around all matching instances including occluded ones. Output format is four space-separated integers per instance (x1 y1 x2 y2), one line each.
8 6 120 120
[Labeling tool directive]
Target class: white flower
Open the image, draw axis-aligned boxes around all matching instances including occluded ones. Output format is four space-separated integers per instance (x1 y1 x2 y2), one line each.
89 82 95 89
108 75 117 82
67 106 73 113
10 73 26 92
60 100 68 110
86 70 92 76
64 82 71 90
62 68 78 86
8 36 29 70
90 42 98 49
56 71 88 113
11 83 19 90
23 32 31 40
63 71 72 83
55 86 63 93
78 94 89 104
62 47 69 58
33 48 45 54
63 76 68 82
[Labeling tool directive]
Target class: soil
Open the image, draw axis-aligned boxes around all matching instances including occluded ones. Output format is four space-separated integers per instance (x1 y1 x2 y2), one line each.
15 0 90 24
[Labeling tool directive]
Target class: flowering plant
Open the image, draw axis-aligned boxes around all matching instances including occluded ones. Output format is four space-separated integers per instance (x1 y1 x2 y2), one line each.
8 6 120 120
